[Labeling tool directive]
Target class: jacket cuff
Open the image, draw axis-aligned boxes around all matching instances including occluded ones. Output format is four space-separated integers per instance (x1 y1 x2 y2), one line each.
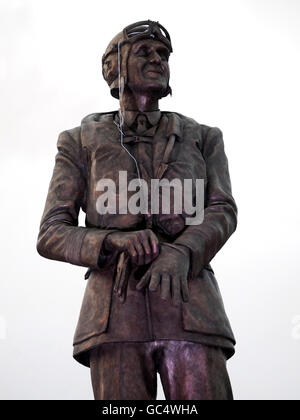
162 242 190 258
80 228 117 269
174 233 206 278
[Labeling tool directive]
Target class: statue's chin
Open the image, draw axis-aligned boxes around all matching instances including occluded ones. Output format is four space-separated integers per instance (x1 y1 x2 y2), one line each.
127 83 167 98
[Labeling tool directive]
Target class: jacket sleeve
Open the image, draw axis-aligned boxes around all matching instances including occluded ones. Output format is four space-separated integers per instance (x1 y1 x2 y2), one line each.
37 129 116 270
174 126 238 278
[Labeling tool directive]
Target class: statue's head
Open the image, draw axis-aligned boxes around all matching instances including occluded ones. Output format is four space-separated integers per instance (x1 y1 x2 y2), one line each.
102 20 172 100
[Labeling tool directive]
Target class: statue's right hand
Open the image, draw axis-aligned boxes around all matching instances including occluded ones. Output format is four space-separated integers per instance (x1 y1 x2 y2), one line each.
104 229 160 266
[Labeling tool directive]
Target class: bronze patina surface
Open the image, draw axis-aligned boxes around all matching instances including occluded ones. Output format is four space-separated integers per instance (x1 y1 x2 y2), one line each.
37 20 237 400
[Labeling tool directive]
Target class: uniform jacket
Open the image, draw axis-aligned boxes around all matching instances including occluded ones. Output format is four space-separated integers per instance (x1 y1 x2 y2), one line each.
37 111 238 366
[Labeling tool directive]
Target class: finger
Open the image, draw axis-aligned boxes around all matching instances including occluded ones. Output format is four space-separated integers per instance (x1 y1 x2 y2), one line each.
149 272 161 292
181 275 190 302
171 276 181 307
118 256 130 297
136 270 151 290
118 269 127 297
160 274 171 301
114 252 126 293
127 242 138 265
149 231 159 258
139 231 152 265
114 275 121 294
133 237 145 266
118 273 128 301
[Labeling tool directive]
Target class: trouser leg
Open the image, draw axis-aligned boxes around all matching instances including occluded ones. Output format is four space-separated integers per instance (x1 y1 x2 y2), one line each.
157 341 233 400
89 342 157 400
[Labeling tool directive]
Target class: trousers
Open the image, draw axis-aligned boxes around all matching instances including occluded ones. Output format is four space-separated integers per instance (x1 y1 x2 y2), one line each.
89 340 233 400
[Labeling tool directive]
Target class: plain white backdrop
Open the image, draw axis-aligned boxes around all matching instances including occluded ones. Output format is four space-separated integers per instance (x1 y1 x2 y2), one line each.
0 0 300 400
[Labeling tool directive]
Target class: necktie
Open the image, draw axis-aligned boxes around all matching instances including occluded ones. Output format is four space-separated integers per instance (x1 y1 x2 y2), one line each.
135 114 148 134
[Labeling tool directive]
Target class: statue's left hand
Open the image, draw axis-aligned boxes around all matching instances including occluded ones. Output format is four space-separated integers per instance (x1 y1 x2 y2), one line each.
136 243 190 306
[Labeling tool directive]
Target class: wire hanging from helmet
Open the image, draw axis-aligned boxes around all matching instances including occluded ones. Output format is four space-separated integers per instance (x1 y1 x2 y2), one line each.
114 40 142 188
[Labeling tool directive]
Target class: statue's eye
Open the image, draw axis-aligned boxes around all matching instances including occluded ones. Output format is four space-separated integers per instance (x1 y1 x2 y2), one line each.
137 47 148 57
158 49 169 61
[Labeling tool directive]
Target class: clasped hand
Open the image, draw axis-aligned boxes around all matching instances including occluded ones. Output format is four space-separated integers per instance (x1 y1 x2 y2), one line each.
105 230 190 305
105 229 159 266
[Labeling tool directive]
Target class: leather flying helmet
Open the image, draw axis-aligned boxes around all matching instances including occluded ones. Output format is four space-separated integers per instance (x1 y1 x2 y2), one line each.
102 20 173 99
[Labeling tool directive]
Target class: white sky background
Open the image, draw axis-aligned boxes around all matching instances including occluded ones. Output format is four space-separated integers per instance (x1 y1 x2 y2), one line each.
0 0 300 400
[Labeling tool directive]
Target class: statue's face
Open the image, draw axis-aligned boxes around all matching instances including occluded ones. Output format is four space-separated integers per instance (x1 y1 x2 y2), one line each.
127 39 170 96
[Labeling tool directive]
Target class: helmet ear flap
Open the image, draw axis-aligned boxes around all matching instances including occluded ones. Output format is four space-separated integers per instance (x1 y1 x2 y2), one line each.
102 50 119 96
162 85 172 98
110 86 120 99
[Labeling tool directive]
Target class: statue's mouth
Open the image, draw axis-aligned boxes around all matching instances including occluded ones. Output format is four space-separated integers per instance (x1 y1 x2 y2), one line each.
144 66 163 76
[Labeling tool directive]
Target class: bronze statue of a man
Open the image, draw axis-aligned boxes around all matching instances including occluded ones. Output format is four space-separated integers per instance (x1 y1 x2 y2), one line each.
37 20 237 400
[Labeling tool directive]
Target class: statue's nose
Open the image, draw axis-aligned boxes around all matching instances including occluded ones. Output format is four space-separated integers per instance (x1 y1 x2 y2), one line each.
149 51 161 64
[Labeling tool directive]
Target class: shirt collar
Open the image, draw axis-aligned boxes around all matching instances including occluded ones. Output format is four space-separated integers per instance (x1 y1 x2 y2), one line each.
120 109 161 128
113 110 183 141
